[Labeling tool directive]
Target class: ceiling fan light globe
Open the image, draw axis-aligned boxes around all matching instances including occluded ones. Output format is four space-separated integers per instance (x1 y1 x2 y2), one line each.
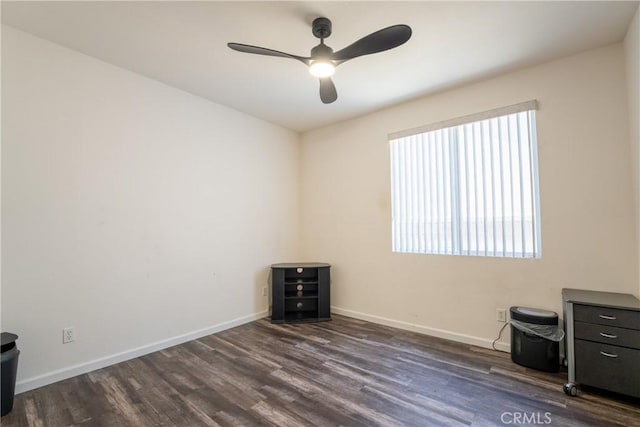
309 61 335 78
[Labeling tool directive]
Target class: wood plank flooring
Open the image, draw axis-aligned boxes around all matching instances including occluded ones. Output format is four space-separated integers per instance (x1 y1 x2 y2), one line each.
3 315 639 426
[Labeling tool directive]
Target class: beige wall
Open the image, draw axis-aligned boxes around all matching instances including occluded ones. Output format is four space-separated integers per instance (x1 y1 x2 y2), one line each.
624 5 640 298
300 44 636 349
1 26 300 390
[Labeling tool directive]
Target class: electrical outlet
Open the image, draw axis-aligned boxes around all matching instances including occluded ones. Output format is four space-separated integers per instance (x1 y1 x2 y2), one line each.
496 308 507 323
63 327 75 344
262 287 268 297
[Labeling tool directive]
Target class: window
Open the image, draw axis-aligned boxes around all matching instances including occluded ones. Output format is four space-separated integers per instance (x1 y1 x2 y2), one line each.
389 101 541 258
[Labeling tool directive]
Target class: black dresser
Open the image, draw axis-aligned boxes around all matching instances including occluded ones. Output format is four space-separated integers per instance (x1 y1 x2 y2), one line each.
562 288 640 398
270 263 331 324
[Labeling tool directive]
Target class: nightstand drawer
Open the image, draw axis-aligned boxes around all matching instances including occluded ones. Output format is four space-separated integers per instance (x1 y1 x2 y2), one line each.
285 298 318 312
574 321 640 349
575 340 640 398
574 304 640 330
284 267 318 280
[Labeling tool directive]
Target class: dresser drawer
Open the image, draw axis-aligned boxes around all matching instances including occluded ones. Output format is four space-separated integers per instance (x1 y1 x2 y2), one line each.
573 304 640 330
574 321 640 350
575 340 640 398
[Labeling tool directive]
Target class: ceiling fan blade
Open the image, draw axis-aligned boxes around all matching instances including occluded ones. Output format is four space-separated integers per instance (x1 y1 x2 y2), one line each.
227 43 310 65
331 25 412 63
319 78 337 104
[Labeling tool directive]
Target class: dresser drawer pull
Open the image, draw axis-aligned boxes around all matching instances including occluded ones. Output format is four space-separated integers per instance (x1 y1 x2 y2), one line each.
599 351 618 358
598 314 617 320
599 332 618 339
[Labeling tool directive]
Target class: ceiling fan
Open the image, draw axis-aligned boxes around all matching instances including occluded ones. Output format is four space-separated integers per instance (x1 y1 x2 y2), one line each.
227 17 412 104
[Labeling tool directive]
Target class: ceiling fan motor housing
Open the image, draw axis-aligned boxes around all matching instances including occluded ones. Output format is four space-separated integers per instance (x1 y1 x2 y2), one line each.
312 17 332 39
311 43 333 59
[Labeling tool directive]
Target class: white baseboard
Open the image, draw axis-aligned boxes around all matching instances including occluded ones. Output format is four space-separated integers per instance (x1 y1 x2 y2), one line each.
16 310 268 394
17 308 509 394
331 306 511 353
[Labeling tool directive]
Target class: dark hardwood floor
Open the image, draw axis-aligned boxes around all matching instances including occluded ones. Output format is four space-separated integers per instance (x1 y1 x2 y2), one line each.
3 315 639 426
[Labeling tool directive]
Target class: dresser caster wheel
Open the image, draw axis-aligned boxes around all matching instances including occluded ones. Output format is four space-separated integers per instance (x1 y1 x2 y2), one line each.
563 382 577 396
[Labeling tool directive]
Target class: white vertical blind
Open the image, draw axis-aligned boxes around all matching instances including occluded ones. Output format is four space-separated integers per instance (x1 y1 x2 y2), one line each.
390 106 541 258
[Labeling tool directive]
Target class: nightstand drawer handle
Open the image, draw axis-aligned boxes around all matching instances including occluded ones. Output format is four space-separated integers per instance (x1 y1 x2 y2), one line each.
296 302 304 309
599 332 617 339
600 351 618 358
599 314 616 320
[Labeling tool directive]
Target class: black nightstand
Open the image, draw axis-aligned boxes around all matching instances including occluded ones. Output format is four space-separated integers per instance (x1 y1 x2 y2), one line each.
270 263 331 323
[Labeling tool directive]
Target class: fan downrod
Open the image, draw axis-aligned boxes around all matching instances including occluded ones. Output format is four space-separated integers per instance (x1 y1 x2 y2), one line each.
312 17 332 39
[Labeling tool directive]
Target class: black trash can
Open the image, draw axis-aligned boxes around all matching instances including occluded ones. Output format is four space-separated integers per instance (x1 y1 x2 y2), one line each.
1 332 20 417
510 307 560 372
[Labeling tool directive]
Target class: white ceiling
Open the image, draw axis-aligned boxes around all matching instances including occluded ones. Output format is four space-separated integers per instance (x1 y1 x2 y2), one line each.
2 1 638 132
